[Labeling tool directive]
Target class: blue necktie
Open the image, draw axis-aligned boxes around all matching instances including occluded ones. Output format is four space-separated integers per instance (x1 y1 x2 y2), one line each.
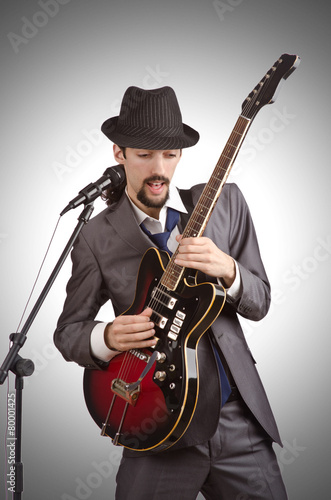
140 207 180 256
141 207 231 406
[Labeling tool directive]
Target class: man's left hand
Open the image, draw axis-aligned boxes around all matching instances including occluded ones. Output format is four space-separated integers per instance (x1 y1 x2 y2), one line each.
175 235 236 288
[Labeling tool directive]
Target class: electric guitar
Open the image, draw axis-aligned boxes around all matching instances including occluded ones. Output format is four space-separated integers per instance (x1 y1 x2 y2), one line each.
83 54 300 452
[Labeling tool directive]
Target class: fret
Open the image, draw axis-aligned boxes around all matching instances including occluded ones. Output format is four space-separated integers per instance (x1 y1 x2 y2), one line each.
221 147 237 157
232 129 244 137
202 192 218 202
204 183 219 193
161 261 182 289
194 206 209 215
220 142 238 154
221 154 233 161
211 169 227 180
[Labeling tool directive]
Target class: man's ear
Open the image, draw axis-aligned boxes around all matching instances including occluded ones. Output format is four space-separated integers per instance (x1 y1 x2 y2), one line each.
113 144 125 163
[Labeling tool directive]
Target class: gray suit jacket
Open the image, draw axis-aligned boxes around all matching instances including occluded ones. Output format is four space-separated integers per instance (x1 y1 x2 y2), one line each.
54 182 282 452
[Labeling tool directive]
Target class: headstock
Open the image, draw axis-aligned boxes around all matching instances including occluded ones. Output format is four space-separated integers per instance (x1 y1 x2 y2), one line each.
241 54 300 120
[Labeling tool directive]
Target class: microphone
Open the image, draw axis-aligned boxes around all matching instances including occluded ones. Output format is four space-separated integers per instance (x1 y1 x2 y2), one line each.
60 165 125 216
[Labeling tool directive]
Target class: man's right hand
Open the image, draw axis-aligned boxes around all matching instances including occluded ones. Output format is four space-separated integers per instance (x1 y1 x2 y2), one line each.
104 307 156 353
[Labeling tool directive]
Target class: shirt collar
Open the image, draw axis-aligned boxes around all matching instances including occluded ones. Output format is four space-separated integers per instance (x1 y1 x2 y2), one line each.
125 184 187 230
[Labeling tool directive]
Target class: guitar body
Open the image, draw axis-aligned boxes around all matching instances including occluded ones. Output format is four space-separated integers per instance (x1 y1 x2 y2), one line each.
84 247 226 452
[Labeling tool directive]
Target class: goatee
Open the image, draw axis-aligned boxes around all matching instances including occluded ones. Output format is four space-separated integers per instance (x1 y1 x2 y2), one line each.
137 176 170 209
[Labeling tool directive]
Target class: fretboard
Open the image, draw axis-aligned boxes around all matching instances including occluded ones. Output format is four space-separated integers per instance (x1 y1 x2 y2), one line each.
161 115 251 291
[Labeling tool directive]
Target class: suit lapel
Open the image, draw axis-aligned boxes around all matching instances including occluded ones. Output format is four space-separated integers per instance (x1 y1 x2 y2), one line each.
105 194 156 255
178 188 194 232
178 211 190 232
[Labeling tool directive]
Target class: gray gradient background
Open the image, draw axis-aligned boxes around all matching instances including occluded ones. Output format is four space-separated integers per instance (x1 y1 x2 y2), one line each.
1 0 330 499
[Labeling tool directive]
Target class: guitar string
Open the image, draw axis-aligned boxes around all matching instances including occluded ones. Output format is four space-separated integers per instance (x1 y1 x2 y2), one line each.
103 352 127 428
118 348 141 387
123 351 138 383
114 272 166 387
118 350 131 380
103 349 139 431
116 326 143 382
117 351 131 380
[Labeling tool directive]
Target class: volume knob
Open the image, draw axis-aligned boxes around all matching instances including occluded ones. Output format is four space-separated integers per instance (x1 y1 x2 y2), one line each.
157 352 166 363
154 371 166 382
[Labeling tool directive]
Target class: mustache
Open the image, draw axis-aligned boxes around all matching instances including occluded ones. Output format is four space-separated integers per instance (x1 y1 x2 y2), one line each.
143 175 170 185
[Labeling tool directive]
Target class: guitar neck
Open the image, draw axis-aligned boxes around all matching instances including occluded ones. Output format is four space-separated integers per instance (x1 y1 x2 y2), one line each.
183 115 251 239
161 114 251 291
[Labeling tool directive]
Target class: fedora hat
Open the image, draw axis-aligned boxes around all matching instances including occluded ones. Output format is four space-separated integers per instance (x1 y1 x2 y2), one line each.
101 86 199 150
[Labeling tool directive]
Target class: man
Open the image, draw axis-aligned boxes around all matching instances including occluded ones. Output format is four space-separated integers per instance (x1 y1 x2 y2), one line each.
54 86 287 499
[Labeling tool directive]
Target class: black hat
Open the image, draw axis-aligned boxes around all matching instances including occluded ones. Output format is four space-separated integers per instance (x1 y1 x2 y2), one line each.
101 86 199 150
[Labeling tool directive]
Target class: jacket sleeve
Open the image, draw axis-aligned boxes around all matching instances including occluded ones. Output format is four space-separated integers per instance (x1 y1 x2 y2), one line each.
54 231 109 369
227 183 271 321
203 182 271 322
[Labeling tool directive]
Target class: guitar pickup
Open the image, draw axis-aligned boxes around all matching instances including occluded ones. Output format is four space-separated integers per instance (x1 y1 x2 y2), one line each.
151 288 177 310
151 311 168 329
166 297 177 309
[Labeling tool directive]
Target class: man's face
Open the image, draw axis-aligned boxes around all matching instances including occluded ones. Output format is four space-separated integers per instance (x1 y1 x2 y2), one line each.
113 146 181 218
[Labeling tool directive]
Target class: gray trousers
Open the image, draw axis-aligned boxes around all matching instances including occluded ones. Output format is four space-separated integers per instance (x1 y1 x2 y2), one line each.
115 399 287 500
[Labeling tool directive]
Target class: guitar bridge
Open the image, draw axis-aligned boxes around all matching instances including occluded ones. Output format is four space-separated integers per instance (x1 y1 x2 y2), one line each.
111 350 162 405
111 378 140 406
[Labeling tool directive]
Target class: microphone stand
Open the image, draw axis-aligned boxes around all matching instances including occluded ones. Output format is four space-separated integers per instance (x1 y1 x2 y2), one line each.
0 202 95 499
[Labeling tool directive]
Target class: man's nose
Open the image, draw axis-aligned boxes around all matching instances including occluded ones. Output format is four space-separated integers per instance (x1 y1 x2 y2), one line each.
151 154 166 176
